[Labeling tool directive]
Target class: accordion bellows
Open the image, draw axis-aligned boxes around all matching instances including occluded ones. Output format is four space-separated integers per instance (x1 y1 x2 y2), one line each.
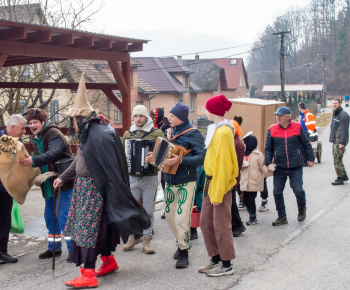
125 139 155 175
150 137 191 175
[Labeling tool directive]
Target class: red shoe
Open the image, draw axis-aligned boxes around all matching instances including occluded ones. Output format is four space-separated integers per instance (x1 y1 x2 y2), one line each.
65 268 98 288
96 255 119 277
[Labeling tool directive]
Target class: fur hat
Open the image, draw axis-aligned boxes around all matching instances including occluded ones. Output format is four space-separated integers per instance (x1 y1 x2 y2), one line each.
205 95 232 116
24 108 47 123
132 105 148 118
68 74 94 117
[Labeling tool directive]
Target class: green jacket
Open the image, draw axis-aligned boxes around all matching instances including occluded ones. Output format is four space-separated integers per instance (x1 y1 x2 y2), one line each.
122 118 164 177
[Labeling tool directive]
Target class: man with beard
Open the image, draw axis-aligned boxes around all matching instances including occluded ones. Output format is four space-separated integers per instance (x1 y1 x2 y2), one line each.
0 114 27 264
122 105 164 254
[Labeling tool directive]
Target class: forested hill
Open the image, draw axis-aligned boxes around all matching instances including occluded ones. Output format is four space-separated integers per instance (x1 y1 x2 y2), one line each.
247 0 350 97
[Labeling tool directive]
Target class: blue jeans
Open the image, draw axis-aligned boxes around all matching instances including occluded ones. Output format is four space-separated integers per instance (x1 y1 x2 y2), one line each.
44 189 73 251
273 167 306 217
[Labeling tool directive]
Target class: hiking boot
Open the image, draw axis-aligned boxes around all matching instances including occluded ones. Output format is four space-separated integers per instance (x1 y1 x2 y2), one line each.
259 199 269 212
176 249 189 269
96 255 119 276
206 263 234 277
173 247 180 260
65 268 98 288
39 250 62 259
142 236 155 254
298 206 307 222
246 214 258 226
122 234 142 251
0 252 18 264
67 251 73 263
238 204 246 211
332 177 344 185
341 175 349 181
272 216 288 226
198 261 217 273
232 224 246 237
190 227 198 240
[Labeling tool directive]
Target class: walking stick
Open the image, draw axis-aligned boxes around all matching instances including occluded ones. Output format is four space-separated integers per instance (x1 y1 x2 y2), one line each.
52 188 56 277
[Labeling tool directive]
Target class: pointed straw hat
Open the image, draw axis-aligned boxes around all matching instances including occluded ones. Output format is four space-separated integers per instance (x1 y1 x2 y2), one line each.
68 73 94 117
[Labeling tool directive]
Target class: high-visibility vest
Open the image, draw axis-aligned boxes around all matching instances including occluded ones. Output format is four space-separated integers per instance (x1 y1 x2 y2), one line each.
230 120 242 137
298 109 316 133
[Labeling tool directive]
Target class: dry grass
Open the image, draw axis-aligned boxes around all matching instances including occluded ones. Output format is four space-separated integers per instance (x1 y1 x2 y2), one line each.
316 112 332 127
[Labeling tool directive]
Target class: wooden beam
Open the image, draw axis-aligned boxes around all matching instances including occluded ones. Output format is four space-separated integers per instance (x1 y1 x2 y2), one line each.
73 36 94 48
26 30 52 43
0 27 26 40
127 42 143 53
0 40 129 63
51 33 74 45
0 53 8 70
121 60 131 133
107 60 129 97
112 41 128 51
93 39 112 49
102 89 123 111
0 82 119 90
4 57 67 66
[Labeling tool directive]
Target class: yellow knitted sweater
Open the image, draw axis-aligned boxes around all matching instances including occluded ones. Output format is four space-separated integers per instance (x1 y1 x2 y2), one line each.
204 125 238 203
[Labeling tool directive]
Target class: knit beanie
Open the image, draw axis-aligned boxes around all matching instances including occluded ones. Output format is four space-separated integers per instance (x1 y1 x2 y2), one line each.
205 95 232 116
24 108 47 123
169 103 189 122
132 105 148 118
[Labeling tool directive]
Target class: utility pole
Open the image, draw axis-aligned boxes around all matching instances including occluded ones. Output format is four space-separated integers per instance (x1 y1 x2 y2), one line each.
273 31 291 103
317 53 328 107
304 63 311 84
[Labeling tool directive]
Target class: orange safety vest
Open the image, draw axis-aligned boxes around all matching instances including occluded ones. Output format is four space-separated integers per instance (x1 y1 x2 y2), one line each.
230 120 242 137
298 109 316 133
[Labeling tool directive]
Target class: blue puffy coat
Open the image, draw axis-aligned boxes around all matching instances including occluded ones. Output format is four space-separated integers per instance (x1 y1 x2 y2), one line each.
164 120 205 185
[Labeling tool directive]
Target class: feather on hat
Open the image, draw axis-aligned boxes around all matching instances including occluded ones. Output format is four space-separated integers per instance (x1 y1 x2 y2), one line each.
68 73 94 117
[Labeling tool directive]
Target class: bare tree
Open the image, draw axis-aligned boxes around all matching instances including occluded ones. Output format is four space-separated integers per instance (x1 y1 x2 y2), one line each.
0 0 105 125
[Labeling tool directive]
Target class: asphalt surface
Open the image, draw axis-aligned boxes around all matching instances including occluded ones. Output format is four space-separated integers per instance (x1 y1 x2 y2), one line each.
1 107 350 289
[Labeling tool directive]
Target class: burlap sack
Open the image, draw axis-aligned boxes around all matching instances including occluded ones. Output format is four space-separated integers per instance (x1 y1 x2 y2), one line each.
0 135 41 204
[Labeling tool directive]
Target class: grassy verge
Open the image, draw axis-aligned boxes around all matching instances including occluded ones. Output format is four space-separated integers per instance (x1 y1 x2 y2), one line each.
316 112 332 127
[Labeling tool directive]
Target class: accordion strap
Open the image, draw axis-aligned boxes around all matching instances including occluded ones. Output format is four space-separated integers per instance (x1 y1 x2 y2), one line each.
167 126 196 140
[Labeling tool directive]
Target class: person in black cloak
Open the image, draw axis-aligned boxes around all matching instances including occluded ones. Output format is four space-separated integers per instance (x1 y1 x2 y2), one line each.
53 74 150 288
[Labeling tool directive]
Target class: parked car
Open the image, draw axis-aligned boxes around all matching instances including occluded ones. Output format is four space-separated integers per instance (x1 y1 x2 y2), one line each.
197 116 214 129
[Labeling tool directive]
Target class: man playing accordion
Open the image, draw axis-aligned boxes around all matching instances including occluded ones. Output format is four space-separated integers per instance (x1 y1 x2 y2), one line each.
122 105 164 254
162 103 205 269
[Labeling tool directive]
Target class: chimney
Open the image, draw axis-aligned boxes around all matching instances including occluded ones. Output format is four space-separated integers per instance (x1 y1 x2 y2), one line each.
177 55 182 61
195 54 199 60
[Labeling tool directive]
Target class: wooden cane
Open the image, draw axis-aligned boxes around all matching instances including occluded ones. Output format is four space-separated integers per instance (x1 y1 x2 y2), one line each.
52 188 56 277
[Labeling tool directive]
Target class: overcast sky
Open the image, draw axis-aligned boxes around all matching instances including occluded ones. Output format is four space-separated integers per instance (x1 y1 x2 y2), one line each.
88 0 311 62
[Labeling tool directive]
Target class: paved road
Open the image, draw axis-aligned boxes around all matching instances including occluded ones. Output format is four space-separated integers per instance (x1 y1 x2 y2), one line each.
1 108 350 289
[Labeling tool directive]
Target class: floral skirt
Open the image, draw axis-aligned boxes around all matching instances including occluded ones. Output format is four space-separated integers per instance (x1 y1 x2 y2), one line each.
64 176 103 248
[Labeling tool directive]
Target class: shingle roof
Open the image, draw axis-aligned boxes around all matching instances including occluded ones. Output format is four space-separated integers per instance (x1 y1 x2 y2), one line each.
182 59 223 91
210 58 249 89
135 57 191 93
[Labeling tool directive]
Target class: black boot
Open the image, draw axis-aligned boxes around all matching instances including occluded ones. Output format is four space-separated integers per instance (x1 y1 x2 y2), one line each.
0 252 18 264
67 251 73 263
39 250 62 259
190 227 198 240
173 247 180 260
176 249 189 269
332 177 344 185
341 175 349 181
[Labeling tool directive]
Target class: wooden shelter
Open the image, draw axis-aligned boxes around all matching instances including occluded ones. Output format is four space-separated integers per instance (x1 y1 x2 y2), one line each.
0 19 148 134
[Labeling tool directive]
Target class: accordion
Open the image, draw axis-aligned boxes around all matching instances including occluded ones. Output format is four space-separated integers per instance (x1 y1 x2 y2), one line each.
150 137 192 175
125 139 155 175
